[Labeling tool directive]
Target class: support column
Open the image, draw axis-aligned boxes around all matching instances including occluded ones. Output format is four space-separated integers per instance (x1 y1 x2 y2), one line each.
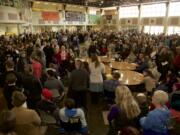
63 4 66 31
85 7 88 31
116 6 120 31
138 4 142 32
164 2 170 34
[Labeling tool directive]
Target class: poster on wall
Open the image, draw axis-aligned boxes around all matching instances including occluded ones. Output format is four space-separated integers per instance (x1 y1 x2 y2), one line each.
65 11 85 22
42 12 60 21
88 15 100 24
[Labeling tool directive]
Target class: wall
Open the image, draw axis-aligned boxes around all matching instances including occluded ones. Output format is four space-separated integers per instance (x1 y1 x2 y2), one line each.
0 6 26 23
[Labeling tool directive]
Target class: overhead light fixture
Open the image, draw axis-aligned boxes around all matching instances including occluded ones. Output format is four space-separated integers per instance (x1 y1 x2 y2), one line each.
101 0 104 4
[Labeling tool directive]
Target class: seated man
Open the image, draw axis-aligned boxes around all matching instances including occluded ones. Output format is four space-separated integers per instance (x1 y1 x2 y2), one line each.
103 71 120 104
59 98 88 135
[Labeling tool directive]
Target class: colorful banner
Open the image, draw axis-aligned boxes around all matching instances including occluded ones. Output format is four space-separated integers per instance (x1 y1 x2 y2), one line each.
42 12 60 21
65 11 85 22
88 15 101 24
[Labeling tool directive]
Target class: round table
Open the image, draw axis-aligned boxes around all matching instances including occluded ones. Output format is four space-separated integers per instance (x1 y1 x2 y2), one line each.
99 56 114 63
110 61 137 71
107 70 144 85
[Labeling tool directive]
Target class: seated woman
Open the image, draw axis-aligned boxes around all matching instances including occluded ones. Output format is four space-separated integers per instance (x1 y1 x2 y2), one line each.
107 86 141 135
59 98 88 135
0 110 16 135
11 91 41 135
140 90 170 135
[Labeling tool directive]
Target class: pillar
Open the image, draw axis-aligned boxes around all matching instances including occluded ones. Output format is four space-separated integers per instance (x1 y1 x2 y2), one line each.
63 4 66 31
116 6 120 31
138 4 142 32
164 2 170 34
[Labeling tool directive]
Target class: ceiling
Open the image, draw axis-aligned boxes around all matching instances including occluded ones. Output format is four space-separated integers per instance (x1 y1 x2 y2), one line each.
36 0 170 7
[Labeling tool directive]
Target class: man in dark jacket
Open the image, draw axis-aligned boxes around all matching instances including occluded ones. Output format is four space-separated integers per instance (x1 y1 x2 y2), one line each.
68 59 89 109
0 60 22 88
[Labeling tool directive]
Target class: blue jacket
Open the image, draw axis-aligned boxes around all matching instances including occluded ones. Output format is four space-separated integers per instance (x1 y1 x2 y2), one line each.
140 106 170 135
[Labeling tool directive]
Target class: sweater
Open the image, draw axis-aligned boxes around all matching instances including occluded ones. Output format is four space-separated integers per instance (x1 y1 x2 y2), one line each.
140 106 170 135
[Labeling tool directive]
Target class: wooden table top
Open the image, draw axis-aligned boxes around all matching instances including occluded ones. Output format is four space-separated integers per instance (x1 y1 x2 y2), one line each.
99 56 114 63
110 61 137 70
106 70 144 85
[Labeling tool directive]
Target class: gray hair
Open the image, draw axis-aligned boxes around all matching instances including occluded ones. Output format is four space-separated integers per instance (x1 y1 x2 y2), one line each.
153 90 169 105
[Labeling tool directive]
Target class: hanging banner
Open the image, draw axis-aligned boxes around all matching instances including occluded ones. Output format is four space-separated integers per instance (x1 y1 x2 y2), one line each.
65 11 85 22
42 12 60 21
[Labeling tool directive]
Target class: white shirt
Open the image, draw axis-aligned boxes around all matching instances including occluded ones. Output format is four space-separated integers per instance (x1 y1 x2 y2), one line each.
89 62 105 83
59 108 87 127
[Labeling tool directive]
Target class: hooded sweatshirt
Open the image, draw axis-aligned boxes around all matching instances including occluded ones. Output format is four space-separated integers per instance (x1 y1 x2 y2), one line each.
140 106 170 135
59 107 87 127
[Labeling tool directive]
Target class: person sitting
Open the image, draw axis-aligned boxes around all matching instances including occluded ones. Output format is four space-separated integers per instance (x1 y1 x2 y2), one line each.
59 98 88 135
107 86 141 135
11 91 41 135
103 71 120 104
44 70 65 96
136 93 149 118
143 69 156 97
136 54 148 73
0 110 16 135
140 90 170 135
38 88 58 114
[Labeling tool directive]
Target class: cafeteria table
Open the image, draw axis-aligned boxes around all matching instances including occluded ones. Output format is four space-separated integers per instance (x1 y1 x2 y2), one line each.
110 61 137 71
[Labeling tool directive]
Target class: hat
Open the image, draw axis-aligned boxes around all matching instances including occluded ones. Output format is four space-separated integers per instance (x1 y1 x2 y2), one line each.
42 88 53 100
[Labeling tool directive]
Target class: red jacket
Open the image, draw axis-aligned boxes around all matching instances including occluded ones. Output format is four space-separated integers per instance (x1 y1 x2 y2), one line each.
173 55 180 69
54 51 69 64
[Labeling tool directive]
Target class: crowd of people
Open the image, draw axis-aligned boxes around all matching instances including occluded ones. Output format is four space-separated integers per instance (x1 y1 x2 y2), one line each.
0 30 179 135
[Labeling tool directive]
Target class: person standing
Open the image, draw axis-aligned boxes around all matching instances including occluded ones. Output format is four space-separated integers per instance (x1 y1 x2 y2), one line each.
89 55 105 104
68 59 89 109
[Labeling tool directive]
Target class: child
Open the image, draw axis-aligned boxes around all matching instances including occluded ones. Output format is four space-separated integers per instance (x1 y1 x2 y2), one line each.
143 69 156 97
136 93 149 117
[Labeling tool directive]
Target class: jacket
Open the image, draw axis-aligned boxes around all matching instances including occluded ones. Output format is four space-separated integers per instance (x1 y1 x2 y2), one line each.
11 106 41 135
140 106 170 135
69 69 89 91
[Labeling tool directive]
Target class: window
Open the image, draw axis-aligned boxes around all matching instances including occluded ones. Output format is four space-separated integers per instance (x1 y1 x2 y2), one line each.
119 6 139 18
169 2 180 16
89 9 97 15
144 26 164 35
168 27 180 35
141 3 166 17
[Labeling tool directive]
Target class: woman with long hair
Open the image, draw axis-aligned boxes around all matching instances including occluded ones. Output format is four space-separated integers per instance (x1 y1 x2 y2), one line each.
107 85 141 135
89 55 105 104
